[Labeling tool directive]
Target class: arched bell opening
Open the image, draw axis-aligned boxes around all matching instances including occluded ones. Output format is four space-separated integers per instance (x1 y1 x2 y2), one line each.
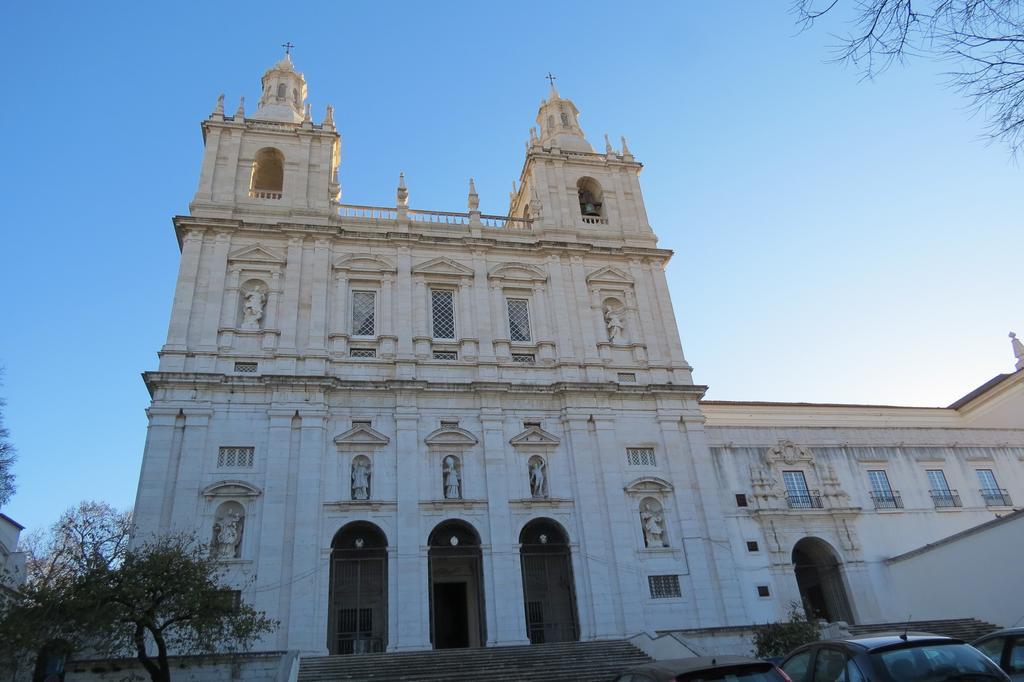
427 519 486 649
576 177 604 218
250 147 284 197
792 537 854 624
328 521 388 654
519 518 579 644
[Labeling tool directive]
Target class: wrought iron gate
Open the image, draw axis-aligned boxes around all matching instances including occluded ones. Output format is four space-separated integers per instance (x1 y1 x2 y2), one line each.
330 555 386 654
521 552 579 643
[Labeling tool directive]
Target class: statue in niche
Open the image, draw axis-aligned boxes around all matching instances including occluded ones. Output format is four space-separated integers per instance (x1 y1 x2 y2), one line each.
640 500 667 548
241 288 266 330
213 508 243 559
351 457 371 501
443 456 462 499
529 457 547 498
604 304 625 343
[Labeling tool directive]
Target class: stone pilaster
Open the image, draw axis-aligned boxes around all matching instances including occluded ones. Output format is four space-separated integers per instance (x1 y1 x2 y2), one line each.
163 229 205 356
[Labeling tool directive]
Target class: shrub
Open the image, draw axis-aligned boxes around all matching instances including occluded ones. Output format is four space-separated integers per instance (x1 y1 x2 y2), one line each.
752 603 821 659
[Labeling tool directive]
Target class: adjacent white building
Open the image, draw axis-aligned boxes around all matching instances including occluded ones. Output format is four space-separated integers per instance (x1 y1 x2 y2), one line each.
131 53 1024 658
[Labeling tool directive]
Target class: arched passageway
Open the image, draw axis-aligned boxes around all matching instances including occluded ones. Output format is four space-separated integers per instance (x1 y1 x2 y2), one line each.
792 537 854 623
328 521 388 654
428 520 486 649
519 518 579 644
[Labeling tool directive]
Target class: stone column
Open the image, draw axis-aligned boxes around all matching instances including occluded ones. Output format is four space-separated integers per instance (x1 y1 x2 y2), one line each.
678 409 748 624
628 258 663 363
472 252 495 362
198 232 231 357
264 271 281 351
569 257 601 366
194 127 221 201
545 256 575 363
288 408 328 651
329 271 347 354
258 410 299 648
480 410 530 645
393 406 429 650
531 284 551 342
132 407 181 539
278 237 304 362
592 414 644 634
164 229 205 354
396 248 413 357
458 278 474 341
649 260 690 368
307 238 330 353
562 413 622 638
168 407 212 531
220 266 242 345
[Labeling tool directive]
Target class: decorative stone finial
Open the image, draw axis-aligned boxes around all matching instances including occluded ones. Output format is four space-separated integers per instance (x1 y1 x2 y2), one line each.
397 172 409 208
1011 331 1024 371
529 127 538 144
213 93 225 117
234 96 245 119
303 103 312 123
621 135 632 158
604 133 614 155
324 104 335 128
468 178 479 212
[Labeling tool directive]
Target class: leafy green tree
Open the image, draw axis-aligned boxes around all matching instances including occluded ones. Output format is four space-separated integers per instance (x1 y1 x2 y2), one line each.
0 504 276 682
752 602 822 659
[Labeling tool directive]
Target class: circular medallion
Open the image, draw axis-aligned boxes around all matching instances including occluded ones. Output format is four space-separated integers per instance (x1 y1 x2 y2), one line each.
539 534 548 544
449 535 459 546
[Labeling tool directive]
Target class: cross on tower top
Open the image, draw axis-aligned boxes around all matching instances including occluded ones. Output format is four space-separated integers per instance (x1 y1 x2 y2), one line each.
281 41 295 55
545 72 557 87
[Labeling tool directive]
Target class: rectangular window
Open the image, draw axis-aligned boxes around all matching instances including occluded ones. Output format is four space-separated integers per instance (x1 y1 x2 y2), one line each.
506 298 532 342
233 361 257 373
648 575 682 599
867 470 902 509
432 350 458 360
349 348 377 358
927 469 951 493
511 353 536 364
351 291 376 336
617 372 637 383
626 447 657 467
218 589 242 613
217 446 254 468
735 494 749 508
977 469 999 492
746 541 759 552
868 470 893 495
757 585 771 598
430 289 456 340
783 470 820 508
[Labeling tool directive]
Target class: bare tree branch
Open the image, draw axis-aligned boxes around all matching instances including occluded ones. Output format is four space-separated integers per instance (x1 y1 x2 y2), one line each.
795 0 1024 153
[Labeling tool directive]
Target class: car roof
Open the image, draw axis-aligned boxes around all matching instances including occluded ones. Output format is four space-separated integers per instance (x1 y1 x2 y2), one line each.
835 634 962 652
975 628 1024 642
622 655 769 677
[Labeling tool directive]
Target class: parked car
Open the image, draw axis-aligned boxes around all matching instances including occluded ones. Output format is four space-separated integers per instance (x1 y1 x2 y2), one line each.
780 633 1009 681
614 655 791 681
973 628 1024 681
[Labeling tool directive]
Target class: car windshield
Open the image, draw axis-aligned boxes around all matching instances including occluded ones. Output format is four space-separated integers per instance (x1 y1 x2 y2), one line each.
871 642 1005 681
676 663 786 681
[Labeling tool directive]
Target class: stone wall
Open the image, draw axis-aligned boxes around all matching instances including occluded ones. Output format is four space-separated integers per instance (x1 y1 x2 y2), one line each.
64 651 294 682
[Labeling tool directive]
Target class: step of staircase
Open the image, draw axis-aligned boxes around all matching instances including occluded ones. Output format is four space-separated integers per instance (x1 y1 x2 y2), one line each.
298 639 652 682
848 617 1001 642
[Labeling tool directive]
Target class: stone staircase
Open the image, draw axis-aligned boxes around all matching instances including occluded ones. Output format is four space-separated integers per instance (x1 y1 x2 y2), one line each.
848 617 1001 642
297 640 651 681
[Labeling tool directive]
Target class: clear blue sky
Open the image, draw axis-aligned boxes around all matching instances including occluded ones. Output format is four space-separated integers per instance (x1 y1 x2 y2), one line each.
1 2 1020 534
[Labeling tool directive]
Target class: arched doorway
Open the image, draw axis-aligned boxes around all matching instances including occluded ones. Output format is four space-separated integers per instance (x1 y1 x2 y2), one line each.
428 520 486 649
519 518 579 644
792 537 854 623
328 521 388 654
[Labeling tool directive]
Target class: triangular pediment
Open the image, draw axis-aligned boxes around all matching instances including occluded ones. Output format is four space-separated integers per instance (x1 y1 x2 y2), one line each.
488 262 548 284
509 426 561 447
424 425 479 447
412 257 474 278
586 265 633 285
624 476 674 494
227 244 286 265
334 424 391 448
201 480 263 498
333 253 396 274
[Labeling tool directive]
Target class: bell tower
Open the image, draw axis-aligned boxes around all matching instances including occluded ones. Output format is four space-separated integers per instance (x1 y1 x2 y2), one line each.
509 81 655 246
188 51 340 224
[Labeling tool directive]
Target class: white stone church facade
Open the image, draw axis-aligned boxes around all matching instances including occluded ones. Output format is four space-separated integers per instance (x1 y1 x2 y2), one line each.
132 54 1024 656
